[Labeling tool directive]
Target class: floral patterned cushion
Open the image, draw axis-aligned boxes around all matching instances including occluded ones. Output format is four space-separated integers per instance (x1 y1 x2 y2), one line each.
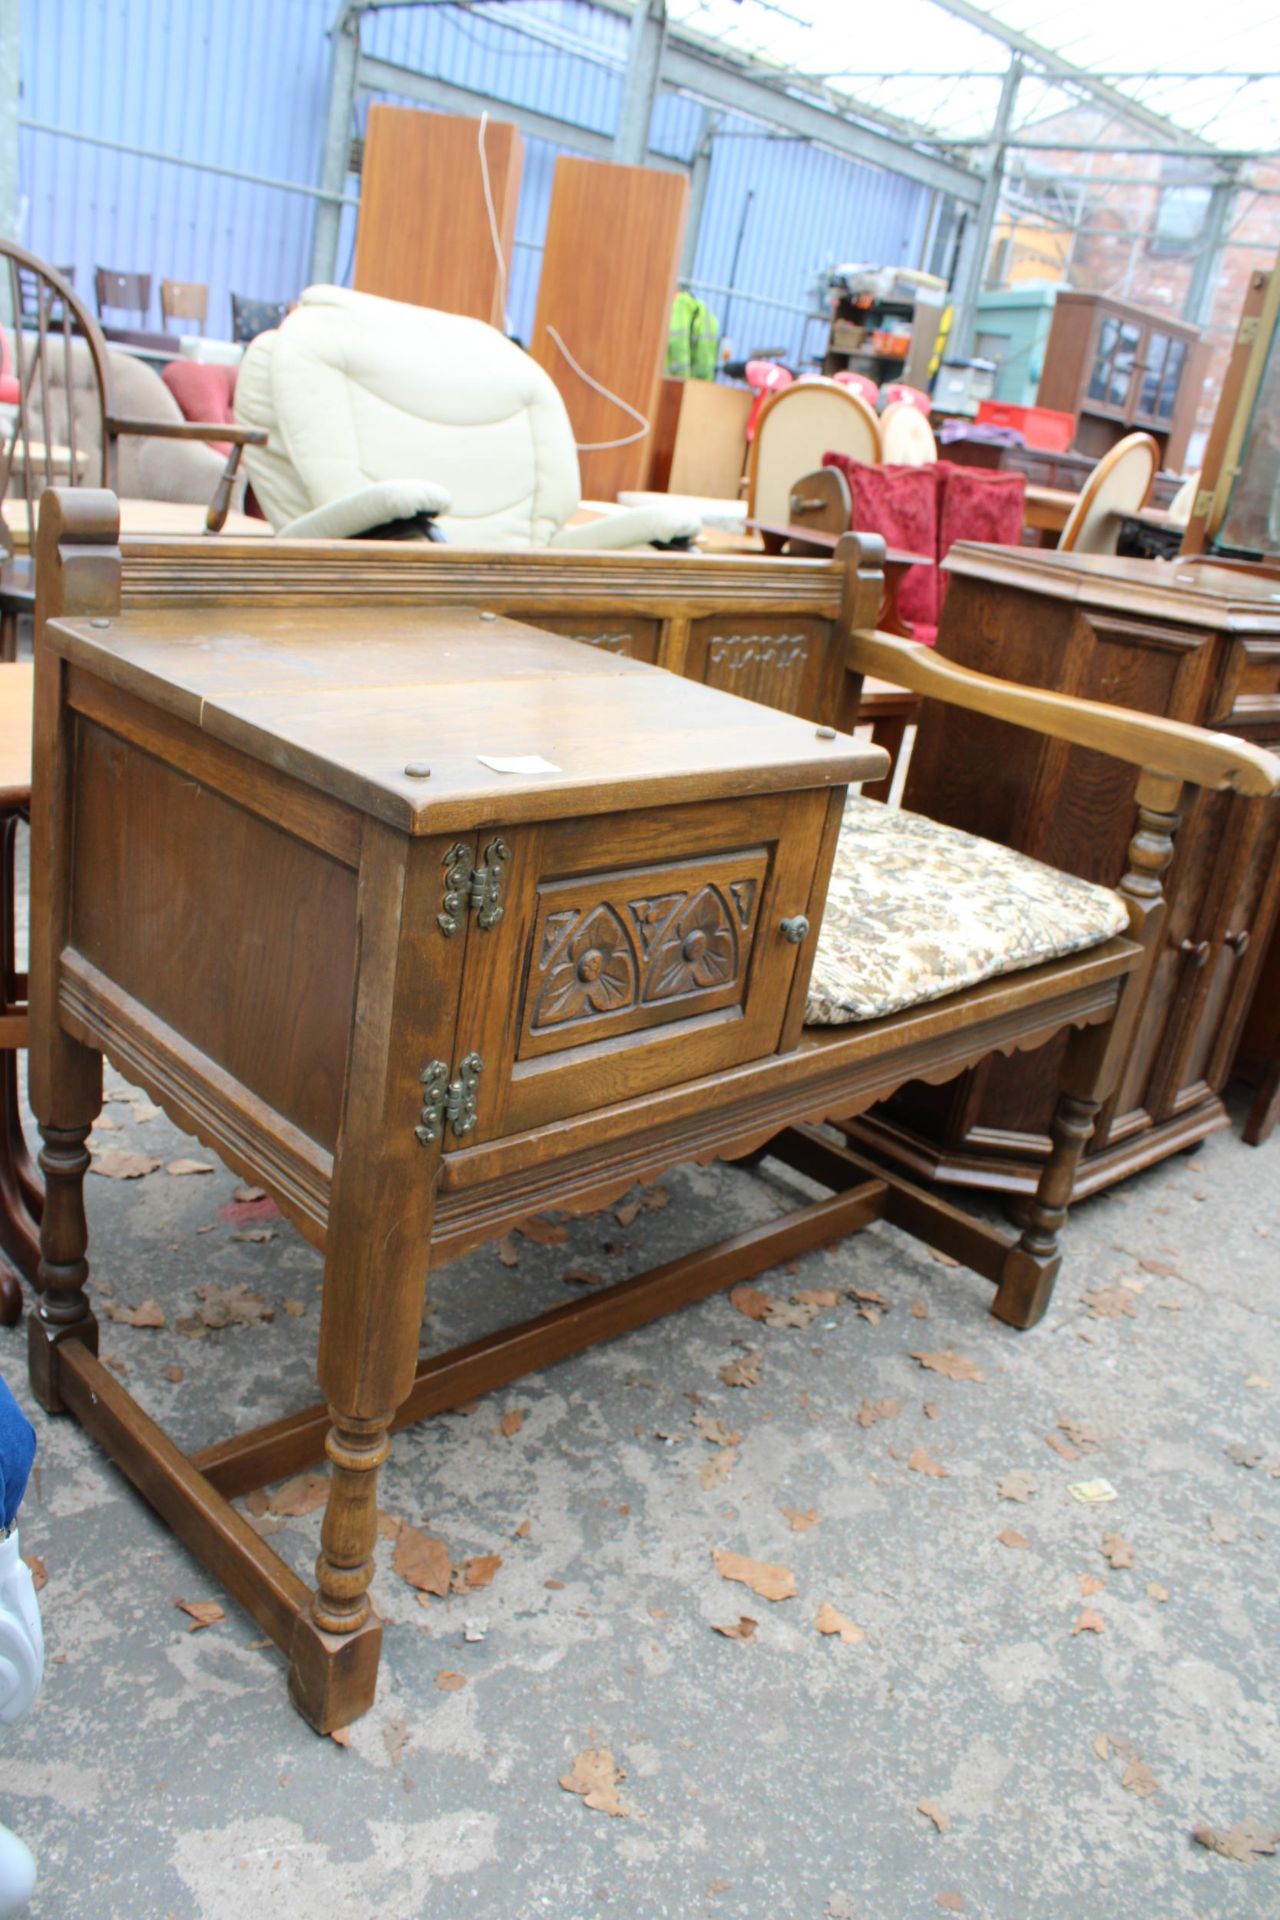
805 796 1129 1026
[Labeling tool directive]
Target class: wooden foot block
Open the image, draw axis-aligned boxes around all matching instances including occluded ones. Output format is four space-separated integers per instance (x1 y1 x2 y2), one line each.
288 1610 383 1735
27 1309 97 1414
991 1247 1060 1331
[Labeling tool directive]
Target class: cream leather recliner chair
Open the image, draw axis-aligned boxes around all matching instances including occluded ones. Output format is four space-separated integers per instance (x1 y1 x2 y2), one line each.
234 286 699 548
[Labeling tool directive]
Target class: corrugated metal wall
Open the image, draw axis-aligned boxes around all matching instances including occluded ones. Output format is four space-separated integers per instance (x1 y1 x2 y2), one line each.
20 0 931 363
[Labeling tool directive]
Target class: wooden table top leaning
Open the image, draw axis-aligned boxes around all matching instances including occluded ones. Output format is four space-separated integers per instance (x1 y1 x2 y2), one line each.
28 493 1279 1733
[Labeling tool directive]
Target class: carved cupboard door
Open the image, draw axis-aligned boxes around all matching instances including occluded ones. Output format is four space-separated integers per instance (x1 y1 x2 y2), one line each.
450 788 834 1142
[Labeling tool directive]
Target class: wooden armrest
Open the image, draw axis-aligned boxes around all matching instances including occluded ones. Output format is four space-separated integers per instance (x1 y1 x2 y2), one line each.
848 626 1280 799
105 417 268 447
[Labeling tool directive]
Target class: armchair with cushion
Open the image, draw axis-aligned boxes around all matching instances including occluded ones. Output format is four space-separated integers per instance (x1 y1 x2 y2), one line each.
234 286 700 548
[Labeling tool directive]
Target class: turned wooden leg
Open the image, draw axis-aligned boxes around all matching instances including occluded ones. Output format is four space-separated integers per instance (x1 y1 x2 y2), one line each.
287 1408 390 1735
28 1120 98 1411
312 1411 392 1633
993 1087 1101 1330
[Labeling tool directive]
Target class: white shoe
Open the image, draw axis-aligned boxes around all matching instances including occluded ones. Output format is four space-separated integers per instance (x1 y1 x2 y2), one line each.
0 1535 42 1726
0 1825 34 1916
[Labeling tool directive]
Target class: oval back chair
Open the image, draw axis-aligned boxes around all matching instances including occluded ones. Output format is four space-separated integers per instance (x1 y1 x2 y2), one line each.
747 379 882 527
880 400 938 466
1058 432 1160 556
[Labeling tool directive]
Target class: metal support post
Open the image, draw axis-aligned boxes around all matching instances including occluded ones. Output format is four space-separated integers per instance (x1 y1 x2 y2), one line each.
614 0 666 166
947 56 1021 361
310 2 364 285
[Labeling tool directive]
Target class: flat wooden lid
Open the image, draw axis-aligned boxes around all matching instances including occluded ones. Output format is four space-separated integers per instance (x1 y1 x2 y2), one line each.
943 543 1280 629
50 606 881 833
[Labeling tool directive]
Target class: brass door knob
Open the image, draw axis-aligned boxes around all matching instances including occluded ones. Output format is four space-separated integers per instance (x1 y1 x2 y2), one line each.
1178 938 1210 968
780 915 811 945
1226 929 1251 957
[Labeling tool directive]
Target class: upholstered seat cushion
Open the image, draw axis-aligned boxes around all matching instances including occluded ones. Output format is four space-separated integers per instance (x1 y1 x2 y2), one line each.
805 797 1129 1025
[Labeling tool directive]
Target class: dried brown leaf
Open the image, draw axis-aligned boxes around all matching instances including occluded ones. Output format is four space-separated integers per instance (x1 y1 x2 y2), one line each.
643 1186 669 1210
613 1197 644 1228
90 1149 161 1181
176 1598 224 1632
1147 1582 1169 1603
435 1671 467 1692
692 1412 741 1448
106 1298 166 1329
765 1299 820 1331
815 1601 864 1644
499 1409 525 1438
562 1269 602 1288
910 1350 985 1384
712 1548 796 1603
998 1471 1037 1503
267 1473 330 1517
1208 1510 1240 1545
165 1158 216 1177
908 1446 949 1478
729 1283 773 1321
452 1553 502 1594
559 1747 629 1817
781 1506 820 1533
719 1351 762 1389
23 1555 46 1592
495 1235 521 1269
1059 1416 1100 1452
233 1183 266 1203
1045 1433 1080 1462
936 1895 965 1913
164 1364 184 1383
698 1448 737 1490
794 1288 840 1308
194 1281 274 1328
1190 1820 1279 1863
712 1615 758 1641
516 1216 568 1246
1072 1607 1105 1635
1084 1286 1137 1320
917 1799 950 1834
1121 1757 1158 1798
911 1301 929 1320
282 1297 306 1317
1100 1531 1135 1569
852 1288 889 1308
857 1397 901 1429
394 1525 452 1597
997 1528 1030 1551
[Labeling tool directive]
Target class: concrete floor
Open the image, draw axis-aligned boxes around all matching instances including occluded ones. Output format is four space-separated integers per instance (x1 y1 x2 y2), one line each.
1 1063 1276 1920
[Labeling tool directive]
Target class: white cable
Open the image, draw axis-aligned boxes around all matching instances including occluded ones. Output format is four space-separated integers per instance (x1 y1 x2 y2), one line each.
477 110 511 335
544 324 651 451
478 108 649 453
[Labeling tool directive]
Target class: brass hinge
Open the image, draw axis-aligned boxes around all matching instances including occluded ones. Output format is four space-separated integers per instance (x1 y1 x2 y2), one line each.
437 838 510 936
414 1053 483 1146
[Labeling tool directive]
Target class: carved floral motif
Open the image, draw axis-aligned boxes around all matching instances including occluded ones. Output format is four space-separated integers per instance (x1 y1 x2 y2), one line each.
532 881 754 1031
707 633 809 672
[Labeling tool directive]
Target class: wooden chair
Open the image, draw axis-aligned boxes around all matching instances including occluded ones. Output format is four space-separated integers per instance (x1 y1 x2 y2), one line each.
94 268 152 327
230 293 289 345
747 379 882 526
0 242 266 655
1057 432 1159 556
26 493 1280 1733
159 279 208 336
880 400 938 466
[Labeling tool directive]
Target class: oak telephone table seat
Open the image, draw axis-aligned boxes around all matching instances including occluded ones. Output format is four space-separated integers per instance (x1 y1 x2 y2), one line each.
28 495 1279 1734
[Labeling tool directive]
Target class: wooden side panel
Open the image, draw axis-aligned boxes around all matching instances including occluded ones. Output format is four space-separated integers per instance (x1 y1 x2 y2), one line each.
69 719 356 1149
526 614 662 665
685 615 833 720
353 106 523 328
532 157 688 500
